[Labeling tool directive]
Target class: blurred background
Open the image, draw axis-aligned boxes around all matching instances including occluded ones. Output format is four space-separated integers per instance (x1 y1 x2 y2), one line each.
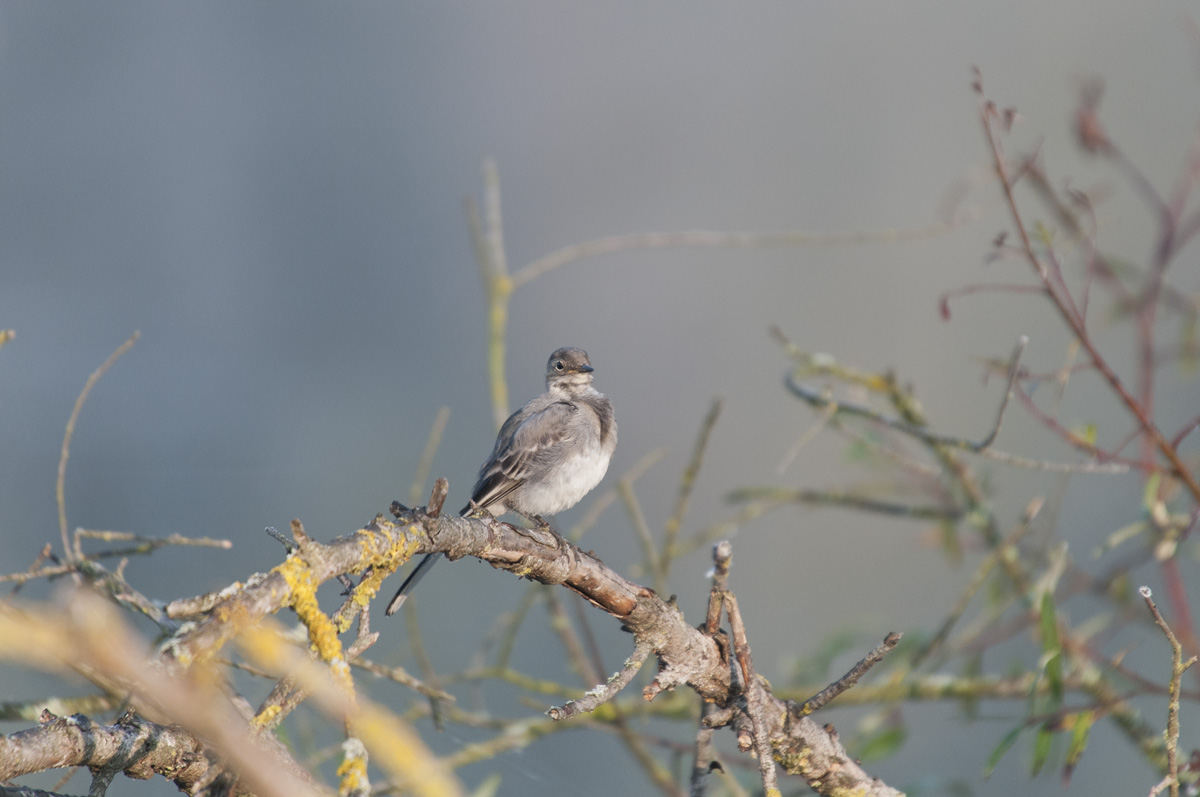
2 3 1198 795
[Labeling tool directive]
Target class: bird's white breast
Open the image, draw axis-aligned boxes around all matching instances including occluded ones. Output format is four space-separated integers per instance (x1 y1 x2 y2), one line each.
511 439 612 516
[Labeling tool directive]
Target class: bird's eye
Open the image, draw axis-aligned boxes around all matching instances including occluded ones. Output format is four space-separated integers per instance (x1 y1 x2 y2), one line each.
555 361 565 371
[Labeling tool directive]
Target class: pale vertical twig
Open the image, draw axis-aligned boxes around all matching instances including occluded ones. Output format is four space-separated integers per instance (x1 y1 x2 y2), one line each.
481 159 512 429
662 399 722 582
619 479 662 594
408 407 451 508
58 331 140 560
1141 587 1198 797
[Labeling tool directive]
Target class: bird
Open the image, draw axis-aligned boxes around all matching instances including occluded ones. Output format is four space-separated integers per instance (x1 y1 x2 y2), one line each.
385 347 617 615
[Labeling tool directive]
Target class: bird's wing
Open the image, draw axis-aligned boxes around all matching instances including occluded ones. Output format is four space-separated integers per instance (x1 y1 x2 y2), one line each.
468 400 576 510
464 471 523 514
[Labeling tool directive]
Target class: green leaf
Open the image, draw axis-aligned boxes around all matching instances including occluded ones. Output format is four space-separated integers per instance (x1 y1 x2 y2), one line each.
845 438 874 462
1107 572 1133 604
1080 423 1097 447
1094 519 1148 557
984 725 1025 777
1062 711 1095 784
856 726 907 762
469 773 503 797
958 655 983 720
1031 725 1054 776
1179 317 1199 375
1141 472 1162 512
940 518 963 562
1033 220 1056 245
1038 592 1064 705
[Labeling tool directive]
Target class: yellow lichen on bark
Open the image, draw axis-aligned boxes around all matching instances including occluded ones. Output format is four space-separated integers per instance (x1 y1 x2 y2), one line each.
275 554 356 701
250 702 282 731
337 737 370 796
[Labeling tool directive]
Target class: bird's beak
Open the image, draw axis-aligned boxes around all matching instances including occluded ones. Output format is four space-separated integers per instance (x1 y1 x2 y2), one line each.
578 364 594 373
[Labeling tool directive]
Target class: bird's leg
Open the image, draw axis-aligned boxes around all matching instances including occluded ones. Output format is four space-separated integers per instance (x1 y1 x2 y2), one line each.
464 499 496 519
506 508 557 548
513 507 552 530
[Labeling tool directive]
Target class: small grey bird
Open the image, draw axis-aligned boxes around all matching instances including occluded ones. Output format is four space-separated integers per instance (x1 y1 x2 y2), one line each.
386 347 617 615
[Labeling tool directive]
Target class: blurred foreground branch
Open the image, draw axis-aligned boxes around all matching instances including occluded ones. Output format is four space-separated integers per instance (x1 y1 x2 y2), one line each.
0 485 902 797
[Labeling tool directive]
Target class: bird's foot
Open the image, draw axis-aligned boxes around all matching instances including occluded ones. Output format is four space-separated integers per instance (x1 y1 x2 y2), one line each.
512 507 551 530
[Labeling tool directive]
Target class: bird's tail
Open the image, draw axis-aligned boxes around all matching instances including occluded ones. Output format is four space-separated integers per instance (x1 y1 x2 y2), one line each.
385 504 476 615
384 553 443 615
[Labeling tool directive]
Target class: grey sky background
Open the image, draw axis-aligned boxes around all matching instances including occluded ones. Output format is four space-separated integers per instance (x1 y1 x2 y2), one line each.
2 3 1198 795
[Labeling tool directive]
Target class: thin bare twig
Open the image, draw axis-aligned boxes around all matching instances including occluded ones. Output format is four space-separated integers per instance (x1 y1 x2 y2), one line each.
544 588 601 687
58 331 140 560
619 478 663 593
350 658 453 702
479 160 513 430
546 642 652 721
785 373 1128 474
73 529 232 559
663 399 723 582
491 584 542 671
982 88 1200 675
571 594 608 693
913 497 1043 667
404 594 447 732
1141 587 1198 797
706 540 732 635
982 98 1200 504
510 213 985 289
691 700 719 797
976 336 1027 450
727 487 961 521
693 541 734 797
723 592 779 795
784 335 1026 456
777 403 836 474
408 407 451 508
798 633 904 716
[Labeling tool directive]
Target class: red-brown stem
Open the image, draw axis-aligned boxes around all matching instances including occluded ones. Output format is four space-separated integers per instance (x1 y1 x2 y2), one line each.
981 103 1200 665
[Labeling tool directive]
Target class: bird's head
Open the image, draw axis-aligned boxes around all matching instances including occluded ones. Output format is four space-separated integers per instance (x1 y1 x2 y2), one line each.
545 347 595 391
